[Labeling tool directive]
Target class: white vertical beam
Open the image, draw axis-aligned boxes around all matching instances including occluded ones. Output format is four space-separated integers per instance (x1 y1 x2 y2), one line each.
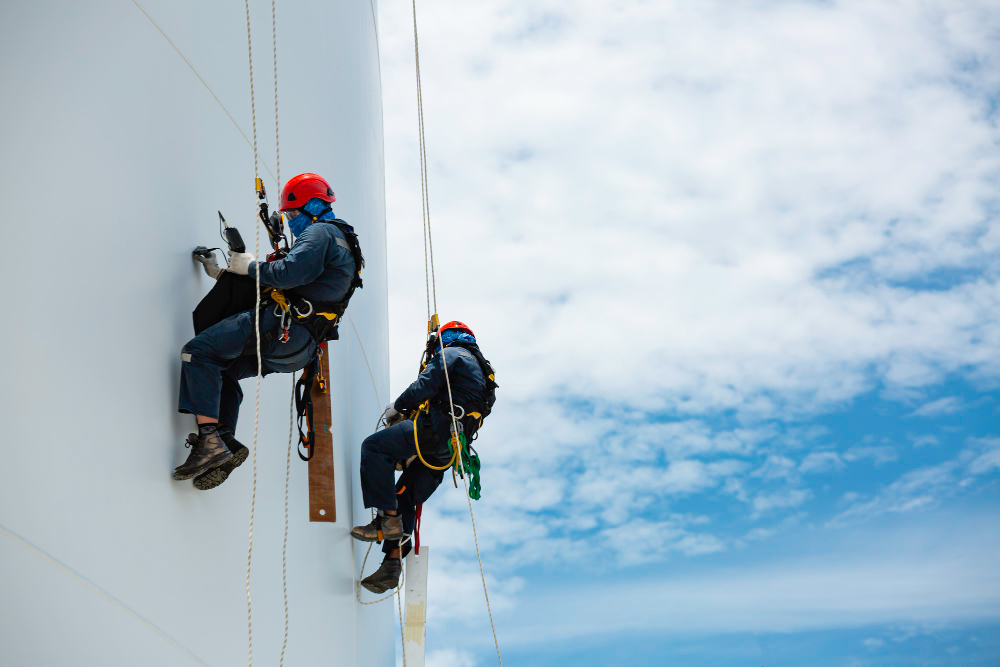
403 547 429 667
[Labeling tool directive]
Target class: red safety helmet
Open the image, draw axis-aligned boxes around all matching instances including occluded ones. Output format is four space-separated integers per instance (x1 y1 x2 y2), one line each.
426 320 475 358
280 172 336 211
439 320 475 338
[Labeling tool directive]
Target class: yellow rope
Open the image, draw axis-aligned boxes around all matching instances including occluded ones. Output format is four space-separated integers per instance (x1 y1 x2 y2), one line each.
411 405 458 471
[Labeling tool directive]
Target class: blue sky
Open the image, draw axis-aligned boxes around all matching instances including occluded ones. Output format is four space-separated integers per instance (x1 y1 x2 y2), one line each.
376 0 1000 664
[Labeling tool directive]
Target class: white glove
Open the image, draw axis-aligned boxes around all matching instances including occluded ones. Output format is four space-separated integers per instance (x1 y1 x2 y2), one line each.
192 248 223 279
385 405 403 426
227 251 256 276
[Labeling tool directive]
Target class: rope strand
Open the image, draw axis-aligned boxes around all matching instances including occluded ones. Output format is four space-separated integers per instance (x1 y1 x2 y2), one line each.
269 3 291 664
280 374 293 667
242 1 261 664
410 0 501 662
412 0 433 319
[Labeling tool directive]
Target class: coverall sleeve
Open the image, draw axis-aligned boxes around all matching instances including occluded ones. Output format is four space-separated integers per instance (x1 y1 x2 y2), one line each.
249 225 330 289
394 352 448 412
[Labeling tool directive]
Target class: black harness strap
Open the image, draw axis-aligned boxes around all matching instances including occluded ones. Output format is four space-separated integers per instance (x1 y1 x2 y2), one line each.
295 358 317 461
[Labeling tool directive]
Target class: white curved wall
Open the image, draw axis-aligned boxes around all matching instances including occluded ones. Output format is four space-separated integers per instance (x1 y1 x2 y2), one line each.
0 1 391 665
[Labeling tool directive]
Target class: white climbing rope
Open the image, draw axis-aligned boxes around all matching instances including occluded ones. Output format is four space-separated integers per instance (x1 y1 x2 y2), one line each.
412 0 434 320
435 334 503 666
268 2 293 665
409 0 503 663
243 0 262 663
280 375 293 667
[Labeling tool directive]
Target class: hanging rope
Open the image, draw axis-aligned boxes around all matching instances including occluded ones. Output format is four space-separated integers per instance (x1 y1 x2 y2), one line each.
411 0 435 320
267 2 293 665
409 1 502 663
242 0 262 664
280 376 293 667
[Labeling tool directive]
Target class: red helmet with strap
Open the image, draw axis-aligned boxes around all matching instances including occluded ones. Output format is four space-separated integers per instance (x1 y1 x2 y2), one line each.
426 320 475 358
280 172 336 211
439 320 475 338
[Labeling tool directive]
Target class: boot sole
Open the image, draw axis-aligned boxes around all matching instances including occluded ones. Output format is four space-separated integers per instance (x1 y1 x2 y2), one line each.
193 445 249 490
350 530 404 543
361 578 399 594
172 450 234 481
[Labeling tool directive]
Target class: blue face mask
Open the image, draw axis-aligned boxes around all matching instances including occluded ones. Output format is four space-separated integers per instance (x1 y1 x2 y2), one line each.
286 198 336 239
286 211 310 238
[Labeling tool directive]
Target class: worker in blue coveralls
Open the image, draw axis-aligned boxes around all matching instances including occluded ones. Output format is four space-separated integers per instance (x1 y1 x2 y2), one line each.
351 320 496 593
173 173 360 490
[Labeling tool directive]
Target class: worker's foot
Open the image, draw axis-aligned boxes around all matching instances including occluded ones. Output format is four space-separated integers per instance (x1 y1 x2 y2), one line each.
351 512 404 543
193 430 249 490
172 430 233 481
360 558 401 594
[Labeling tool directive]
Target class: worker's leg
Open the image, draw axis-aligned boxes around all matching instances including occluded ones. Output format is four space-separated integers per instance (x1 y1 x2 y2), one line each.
358 420 418 512
361 463 443 593
382 464 443 559
178 310 261 421
217 354 272 432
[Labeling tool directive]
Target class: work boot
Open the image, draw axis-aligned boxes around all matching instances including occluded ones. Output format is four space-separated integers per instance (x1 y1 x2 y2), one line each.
361 558 402 594
351 512 404 543
193 430 249 490
172 430 233 481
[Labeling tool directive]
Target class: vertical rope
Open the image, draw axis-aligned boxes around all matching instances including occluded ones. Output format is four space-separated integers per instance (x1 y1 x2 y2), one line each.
280 374 294 667
435 334 503 665
397 581 408 667
243 1 261 664
411 0 433 320
408 0 501 661
272 0 280 187
268 2 291 664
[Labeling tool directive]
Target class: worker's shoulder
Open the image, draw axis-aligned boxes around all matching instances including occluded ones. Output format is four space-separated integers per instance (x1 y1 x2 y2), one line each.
446 345 484 371
298 219 349 245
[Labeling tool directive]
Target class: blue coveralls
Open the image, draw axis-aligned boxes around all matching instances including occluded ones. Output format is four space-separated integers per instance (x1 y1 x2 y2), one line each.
359 343 488 557
178 210 355 429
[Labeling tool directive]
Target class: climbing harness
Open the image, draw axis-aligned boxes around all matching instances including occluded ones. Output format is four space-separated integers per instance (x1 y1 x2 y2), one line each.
293 343 327 461
406 336 497 498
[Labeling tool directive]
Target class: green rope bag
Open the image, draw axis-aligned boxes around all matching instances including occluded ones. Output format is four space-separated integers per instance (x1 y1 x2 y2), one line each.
448 433 482 500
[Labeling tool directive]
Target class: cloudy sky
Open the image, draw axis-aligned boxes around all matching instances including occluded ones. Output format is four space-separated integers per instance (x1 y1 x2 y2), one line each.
376 1 1000 664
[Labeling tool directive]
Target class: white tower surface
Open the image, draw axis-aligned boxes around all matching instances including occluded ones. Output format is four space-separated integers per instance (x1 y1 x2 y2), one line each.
0 1 393 665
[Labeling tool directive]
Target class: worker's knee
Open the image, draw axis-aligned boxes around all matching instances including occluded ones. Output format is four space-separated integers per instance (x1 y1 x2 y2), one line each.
360 434 382 459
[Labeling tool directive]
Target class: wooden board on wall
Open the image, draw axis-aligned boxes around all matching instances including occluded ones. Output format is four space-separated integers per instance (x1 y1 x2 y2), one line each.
308 347 336 523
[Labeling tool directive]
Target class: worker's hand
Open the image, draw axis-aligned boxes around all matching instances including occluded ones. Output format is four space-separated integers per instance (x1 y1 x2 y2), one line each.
192 247 223 280
227 251 255 276
384 405 404 427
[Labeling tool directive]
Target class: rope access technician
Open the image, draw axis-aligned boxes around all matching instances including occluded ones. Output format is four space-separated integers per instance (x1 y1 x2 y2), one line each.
351 321 497 593
172 173 363 490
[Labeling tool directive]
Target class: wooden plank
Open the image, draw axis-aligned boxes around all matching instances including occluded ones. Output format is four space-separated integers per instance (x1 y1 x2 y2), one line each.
403 547 429 667
308 347 336 523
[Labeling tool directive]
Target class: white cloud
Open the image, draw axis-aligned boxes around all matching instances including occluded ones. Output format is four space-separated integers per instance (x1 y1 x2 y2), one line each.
843 446 899 465
383 0 1000 422
967 438 1000 476
602 518 726 565
830 437 1000 525
909 396 963 417
751 488 811 518
910 434 940 448
377 0 1000 651
490 516 1000 645
800 451 845 474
